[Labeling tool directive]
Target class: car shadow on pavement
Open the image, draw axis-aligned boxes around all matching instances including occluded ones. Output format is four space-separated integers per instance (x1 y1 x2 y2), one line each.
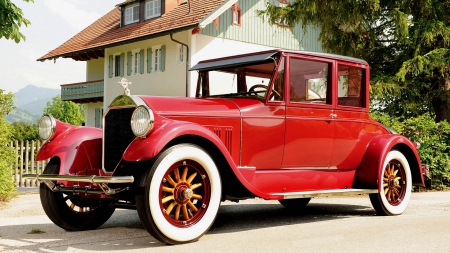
0 199 375 252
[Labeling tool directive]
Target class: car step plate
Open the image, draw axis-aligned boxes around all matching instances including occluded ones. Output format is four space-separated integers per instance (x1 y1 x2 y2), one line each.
272 189 378 199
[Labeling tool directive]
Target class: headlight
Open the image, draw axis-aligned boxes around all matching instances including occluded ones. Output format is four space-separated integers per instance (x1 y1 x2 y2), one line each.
131 105 154 137
39 115 56 141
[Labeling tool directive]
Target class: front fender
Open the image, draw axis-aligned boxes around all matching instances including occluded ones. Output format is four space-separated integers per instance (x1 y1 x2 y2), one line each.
123 119 232 163
353 134 424 190
37 120 103 176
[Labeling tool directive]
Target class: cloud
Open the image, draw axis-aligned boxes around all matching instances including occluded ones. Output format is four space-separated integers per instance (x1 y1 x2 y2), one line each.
43 0 102 32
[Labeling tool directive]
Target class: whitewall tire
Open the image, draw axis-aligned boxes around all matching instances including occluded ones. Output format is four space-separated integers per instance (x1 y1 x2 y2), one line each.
369 150 412 216
136 144 222 244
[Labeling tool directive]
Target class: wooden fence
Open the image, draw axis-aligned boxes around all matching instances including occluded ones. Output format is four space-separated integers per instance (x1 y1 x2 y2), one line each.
10 140 48 187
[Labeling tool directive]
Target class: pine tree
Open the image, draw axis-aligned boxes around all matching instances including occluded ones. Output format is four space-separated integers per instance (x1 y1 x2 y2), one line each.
258 0 450 122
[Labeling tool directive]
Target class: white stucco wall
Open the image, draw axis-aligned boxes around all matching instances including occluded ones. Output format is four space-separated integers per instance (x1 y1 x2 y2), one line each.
85 102 104 127
86 58 104 81
104 31 190 108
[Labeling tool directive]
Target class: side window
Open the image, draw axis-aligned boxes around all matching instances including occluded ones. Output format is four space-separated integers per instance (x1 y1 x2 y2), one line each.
289 58 331 104
270 57 285 101
337 64 365 107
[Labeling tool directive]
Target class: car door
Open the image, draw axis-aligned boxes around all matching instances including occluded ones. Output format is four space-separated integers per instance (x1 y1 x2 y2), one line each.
330 62 379 169
282 56 335 169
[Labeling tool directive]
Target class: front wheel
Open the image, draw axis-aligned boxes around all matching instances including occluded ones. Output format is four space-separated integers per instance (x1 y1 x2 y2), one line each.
136 144 222 245
39 159 115 231
369 150 412 216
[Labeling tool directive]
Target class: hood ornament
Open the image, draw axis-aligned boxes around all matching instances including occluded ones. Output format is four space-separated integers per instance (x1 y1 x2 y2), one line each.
118 78 132 96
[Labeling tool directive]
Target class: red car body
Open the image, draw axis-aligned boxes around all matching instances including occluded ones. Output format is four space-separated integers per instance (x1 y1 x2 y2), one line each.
28 49 425 244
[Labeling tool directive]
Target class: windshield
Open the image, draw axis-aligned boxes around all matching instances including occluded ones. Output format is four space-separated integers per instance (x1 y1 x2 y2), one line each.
196 61 277 100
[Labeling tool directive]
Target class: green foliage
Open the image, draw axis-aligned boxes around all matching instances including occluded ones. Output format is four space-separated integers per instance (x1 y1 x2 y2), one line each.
0 90 16 201
0 0 33 43
258 0 450 122
372 112 450 189
10 121 38 141
44 95 85 126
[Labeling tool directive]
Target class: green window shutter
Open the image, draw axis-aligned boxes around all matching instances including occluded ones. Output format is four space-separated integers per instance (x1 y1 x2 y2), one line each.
160 45 166 72
140 49 145 74
120 53 125 77
127 51 132 76
95 108 101 128
108 55 113 78
147 48 152 73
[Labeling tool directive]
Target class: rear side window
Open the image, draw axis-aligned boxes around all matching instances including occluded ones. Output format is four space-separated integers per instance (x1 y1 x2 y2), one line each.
337 64 365 108
289 58 331 104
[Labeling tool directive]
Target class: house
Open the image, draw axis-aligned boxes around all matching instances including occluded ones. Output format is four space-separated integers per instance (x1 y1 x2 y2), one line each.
38 0 323 127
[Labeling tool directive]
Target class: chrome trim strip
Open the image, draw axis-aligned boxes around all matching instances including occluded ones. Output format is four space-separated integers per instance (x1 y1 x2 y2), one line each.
237 166 256 170
102 95 147 174
23 174 134 184
272 189 378 199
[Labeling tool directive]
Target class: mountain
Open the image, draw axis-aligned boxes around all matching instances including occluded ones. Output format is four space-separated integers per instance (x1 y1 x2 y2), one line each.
6 85 60 123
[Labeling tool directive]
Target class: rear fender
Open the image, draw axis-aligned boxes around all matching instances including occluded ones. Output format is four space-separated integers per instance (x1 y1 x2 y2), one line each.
37 120 104 177
353 134 424 190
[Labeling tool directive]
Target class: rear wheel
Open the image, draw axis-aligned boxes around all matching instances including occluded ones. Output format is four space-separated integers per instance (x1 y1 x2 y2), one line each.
369 150 412 216
136 144 221 245
278 198 311 209
39 159 115 231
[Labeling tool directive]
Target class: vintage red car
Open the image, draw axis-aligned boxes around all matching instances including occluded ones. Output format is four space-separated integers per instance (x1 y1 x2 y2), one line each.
25 49 425 245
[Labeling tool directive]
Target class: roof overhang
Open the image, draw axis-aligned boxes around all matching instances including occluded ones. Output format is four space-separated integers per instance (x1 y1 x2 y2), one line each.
198 0 238 28
190 51 279 71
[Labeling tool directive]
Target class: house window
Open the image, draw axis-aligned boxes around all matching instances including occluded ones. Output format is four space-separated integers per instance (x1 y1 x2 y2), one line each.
231 3 241 26
125 4 140 25
114 55 121 77
155 48 161 71
152 45 166 72
133 50 141 74
177 44 184 64
146 0 161 19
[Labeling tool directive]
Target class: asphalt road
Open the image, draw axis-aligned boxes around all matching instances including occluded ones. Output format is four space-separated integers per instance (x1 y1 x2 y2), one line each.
1 191 449 253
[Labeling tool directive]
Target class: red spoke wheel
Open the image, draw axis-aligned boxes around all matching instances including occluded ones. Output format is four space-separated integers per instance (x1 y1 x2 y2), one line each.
136 144 221 245
370 150 412 216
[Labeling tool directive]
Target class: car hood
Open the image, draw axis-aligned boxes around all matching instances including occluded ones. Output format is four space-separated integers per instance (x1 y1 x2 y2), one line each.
138 96 264 118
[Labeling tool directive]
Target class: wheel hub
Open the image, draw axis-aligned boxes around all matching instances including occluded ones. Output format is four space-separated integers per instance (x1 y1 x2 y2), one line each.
173 182 192 205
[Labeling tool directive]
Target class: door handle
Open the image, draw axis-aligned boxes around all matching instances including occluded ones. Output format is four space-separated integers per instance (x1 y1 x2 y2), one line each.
330 113 337 119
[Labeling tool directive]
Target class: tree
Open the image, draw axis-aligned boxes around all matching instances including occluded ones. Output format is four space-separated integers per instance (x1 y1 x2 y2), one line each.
11 121 38 141
0 0 33 43
257 1 450 122
0 90 16 201
44 95 85 126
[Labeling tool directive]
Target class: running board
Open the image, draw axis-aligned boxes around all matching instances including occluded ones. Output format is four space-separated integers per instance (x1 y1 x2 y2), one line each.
272 189 378 199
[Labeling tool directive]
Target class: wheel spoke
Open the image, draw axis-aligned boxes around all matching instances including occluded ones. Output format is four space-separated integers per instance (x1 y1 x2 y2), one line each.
162 186 174 193
187 200 198 212
393 189 399 197
383 183 388 188
174 168 181 183
166 202 177 215
166 175 177 187
384 187 389 195
181 166 188 182
174 204 181 220
390 164 395 174
182 205 189 220
192 194 203 200
384 167 390 177
162 195 174 204
187 172 197 185
190 183 202 190
393 169 399 177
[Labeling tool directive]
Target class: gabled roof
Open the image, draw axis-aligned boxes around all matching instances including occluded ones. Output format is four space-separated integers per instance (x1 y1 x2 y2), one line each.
38 0 228 61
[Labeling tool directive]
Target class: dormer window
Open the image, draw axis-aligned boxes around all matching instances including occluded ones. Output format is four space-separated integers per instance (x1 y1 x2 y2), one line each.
146 0 162 19
125 3 140 25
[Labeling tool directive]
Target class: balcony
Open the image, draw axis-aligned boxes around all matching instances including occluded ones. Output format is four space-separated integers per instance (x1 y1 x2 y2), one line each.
61 80 104 103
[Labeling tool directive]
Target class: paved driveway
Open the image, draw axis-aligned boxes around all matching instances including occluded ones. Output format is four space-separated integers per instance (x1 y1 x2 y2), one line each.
1 191 450 252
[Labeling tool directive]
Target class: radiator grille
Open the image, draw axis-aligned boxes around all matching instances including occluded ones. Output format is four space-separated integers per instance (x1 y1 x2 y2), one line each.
103 108 136 172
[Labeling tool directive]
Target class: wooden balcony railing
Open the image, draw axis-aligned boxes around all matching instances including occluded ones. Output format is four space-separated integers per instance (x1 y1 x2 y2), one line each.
61 80 104 103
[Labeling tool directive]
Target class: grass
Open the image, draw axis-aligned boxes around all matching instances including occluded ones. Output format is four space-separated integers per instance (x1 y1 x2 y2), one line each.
28 228 46 234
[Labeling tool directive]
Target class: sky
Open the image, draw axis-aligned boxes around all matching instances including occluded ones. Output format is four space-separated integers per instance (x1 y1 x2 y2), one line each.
0 0 114 94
